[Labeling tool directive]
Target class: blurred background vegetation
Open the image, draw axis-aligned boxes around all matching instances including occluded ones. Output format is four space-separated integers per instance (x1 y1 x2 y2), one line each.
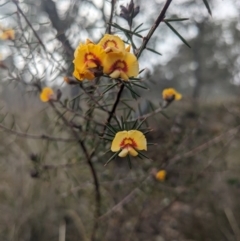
0 0 240 240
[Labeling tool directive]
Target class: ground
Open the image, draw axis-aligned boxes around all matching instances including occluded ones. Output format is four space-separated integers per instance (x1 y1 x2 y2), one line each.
0 99 240 241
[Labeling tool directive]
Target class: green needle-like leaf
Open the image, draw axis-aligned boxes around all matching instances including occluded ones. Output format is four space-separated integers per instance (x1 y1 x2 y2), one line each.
131 82 149 90
127 155 132 169
113 116 123 130
102 137 114 141
137 151 150 160
123 82 140 99
136 118 146 130
133 23 143 32
121 100 135 112
101 82 118 95
146 47 162 56
131 119 139 129
136 28 149 34
105 124 117 135
164 18 189 22
164 21 191 48
109 22 143 38
202 0 212 15
104 151 120 166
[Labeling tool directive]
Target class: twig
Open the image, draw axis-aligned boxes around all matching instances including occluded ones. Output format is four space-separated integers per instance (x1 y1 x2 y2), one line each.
224 207 240 241
79 83 110 113
0 123 76 142
12 0 66 73
168 125 240 166
106 0 115 34
136 0 172 58
42 162 82 170
49 102 100 241
99 176 151 220
130 106 163 122
64 210 89 241
101 83 124 136
12 0 46 51
42 0 74 56
58 101 105 127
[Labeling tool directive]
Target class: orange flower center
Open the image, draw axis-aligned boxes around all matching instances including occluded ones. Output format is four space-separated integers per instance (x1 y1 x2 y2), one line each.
120 138 137 149
84 53 101 66
111 60 128 72
103 40 117 49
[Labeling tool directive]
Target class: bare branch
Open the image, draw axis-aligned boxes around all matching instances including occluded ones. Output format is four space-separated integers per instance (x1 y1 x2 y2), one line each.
0 123 76 142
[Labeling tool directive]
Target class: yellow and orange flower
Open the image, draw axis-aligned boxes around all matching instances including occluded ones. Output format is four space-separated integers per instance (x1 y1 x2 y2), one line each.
40 87 54 102
0 29 15 40
155 170 167 182
162 88 182 102
111 130 147 157
98 34 126 53
73 43 106 81
103 51 139 81
72 34 138 81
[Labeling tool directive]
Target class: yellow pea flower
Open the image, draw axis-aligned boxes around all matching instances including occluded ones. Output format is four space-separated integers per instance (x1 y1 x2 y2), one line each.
40 87 54 102
155 170 167 182
73 43 106 81
98 34 126 53
111 130 147 157
162 88 182 102
0 29 15 40
103 51 139 81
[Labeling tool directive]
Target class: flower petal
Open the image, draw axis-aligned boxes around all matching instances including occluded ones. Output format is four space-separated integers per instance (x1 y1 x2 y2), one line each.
162 88 182 101
73 43 106 80
119 148 129 157
124 52 139 78
0 29 15 40
99 34 125 52
109 69 121 79
73 65 95 81
128 146 138 156
111 131 128 152
125 45 131 52
120 71 129 81
128 130 147 151
155 170 167 181
40 87 54 102
103 52 139 80
175 92 182 100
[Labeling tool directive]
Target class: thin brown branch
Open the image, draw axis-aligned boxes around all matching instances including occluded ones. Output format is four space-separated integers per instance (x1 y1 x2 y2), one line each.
168 125 240 166
136 0 173 58
106 0 116 34
101 83 124 136
131 106 163 122
49 102 100 241
58 100 105 127
12 0 47 51
99 175 152 220
79 83 110 113
224 207 240 241
64 210 89 241
0 123 76 142
42 0 74 56
12 0 67 73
